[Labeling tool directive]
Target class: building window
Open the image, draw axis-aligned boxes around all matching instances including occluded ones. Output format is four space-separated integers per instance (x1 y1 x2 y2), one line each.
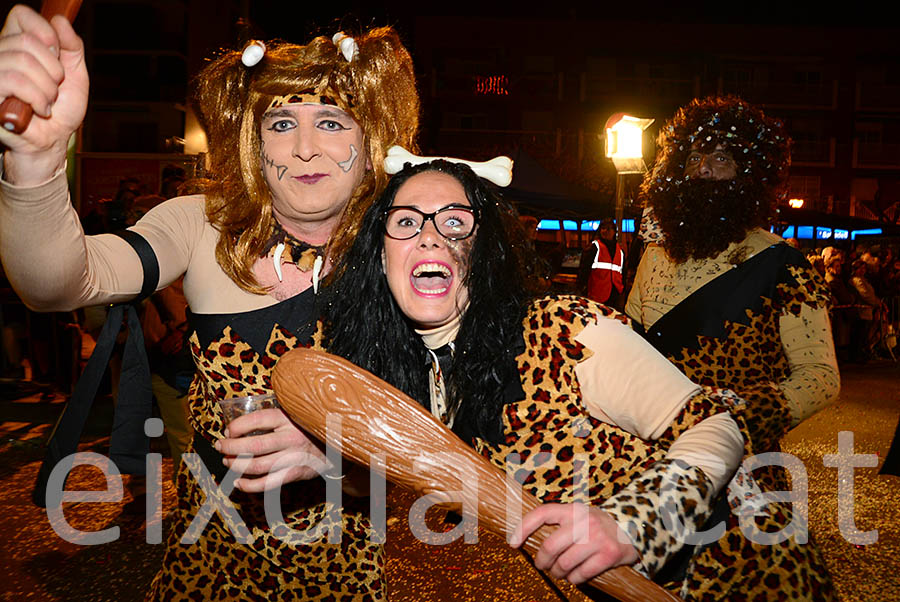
616 61 636 78
724 66 753 87
793 69 822 87
443 113 489 130
521 111 553 131
789 175 821 205
856 122 883 144
524 55 554 73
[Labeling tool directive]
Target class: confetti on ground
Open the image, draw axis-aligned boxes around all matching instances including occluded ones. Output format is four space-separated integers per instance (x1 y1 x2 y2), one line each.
1 361 898 601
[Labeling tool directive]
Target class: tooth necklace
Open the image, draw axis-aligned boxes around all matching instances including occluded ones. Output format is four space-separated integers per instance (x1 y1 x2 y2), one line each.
273 242 287 281
263 222 325 283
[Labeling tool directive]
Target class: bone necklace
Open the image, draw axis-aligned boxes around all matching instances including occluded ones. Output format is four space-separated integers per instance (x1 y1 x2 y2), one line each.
263 222 324 283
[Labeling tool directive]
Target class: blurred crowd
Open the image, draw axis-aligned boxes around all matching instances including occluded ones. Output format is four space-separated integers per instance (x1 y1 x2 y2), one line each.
1 166 194 385
805 243 900 363
81 166 188 235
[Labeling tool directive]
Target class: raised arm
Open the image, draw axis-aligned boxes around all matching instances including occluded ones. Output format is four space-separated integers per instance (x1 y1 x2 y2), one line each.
0 5 103 310
0 4 87 184
0 172 146 310
0 6 200 311
1 173 206 311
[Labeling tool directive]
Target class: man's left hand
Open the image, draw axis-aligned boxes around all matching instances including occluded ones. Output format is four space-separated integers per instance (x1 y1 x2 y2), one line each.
214 408 330 493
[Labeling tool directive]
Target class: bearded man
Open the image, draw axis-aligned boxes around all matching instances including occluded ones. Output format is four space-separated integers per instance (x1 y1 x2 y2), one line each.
626 96 838 600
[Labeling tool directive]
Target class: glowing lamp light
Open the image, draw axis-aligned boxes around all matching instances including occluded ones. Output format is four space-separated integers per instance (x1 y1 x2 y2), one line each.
788 198 804 209
605 113 654 174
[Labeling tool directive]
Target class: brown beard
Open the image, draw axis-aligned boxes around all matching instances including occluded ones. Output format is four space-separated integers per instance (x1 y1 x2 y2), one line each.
648 177 770 263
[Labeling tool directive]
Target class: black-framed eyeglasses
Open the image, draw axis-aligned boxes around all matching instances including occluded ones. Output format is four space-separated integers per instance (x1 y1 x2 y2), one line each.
383 205 478 241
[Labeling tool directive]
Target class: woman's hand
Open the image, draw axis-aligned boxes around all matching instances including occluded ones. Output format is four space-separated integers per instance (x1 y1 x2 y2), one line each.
214 408 333 493
0 5 88 184
509 503 639 584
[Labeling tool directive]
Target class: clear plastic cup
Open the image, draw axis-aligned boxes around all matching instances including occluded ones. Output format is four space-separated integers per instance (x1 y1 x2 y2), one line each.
217 393 279 436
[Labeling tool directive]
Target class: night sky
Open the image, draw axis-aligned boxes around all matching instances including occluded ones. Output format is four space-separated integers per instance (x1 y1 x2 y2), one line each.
244 0 891 44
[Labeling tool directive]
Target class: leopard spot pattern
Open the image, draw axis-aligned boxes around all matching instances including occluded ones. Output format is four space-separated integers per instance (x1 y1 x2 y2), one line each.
148 322 384 601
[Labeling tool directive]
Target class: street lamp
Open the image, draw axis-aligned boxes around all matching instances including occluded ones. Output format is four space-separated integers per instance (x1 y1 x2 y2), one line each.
605 113 654 238
788 198 805 209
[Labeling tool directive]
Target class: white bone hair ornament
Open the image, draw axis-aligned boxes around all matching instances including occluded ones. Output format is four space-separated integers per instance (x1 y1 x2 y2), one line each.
332 32 359 62
384 146 514 187
241 40 266 67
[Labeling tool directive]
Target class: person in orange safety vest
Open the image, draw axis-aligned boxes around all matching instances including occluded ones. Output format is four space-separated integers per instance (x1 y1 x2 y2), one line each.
578 219 624 309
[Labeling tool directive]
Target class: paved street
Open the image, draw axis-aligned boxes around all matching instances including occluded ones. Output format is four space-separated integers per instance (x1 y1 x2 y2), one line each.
0 361 897 601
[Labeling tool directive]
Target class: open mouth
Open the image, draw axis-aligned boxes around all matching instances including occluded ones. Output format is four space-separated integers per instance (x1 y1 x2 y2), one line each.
410 262 453 295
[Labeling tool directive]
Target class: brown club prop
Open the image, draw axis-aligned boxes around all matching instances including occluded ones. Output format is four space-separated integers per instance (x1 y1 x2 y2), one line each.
272 347 679 602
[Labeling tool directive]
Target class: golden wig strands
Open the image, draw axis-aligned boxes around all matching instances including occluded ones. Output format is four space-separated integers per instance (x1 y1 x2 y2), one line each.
192 27 420 293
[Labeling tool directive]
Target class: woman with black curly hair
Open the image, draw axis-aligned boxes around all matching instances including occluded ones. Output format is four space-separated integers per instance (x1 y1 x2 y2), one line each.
321 157 758 597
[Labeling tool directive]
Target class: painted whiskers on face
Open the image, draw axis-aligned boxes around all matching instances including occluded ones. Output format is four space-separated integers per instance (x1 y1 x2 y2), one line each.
260 141 289 181
258 104 367 235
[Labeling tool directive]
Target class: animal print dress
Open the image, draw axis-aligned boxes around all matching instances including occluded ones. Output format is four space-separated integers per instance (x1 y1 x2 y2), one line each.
148 290 384 601
447 295 832 600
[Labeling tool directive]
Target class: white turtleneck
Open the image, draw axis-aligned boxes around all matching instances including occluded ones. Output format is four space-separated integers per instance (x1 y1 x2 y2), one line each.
415 314 462 351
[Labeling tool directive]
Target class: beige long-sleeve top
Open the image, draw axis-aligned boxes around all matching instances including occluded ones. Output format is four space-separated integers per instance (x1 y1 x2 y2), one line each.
626 228 839 427
419 315 744 493
0 167 286 315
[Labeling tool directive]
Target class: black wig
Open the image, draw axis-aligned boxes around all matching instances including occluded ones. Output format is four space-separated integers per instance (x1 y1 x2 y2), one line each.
321 160 548 442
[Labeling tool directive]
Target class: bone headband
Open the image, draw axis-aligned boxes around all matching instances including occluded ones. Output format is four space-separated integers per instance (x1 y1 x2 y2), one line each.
266 89 355 113
384 146 514 187
242 31 358 67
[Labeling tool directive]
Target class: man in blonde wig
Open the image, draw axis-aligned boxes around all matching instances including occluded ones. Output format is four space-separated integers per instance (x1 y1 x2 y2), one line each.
0 5 419 599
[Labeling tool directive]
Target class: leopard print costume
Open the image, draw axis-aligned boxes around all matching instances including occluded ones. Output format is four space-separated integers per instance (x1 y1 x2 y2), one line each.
148 292 384 601
470 296 729 578
664 262 831 460
467 295 832 599
629 243 836 600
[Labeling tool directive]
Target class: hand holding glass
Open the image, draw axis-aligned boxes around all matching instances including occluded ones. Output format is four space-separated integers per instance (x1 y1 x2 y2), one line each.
217 393 280 436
